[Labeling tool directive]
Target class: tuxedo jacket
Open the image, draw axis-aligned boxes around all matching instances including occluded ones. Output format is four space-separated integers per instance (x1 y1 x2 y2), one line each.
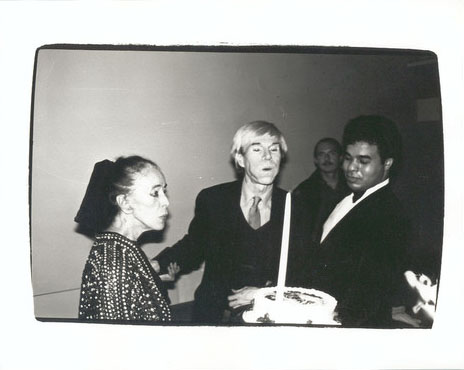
292 169 350 244
292 185 410 328
156 180 286 324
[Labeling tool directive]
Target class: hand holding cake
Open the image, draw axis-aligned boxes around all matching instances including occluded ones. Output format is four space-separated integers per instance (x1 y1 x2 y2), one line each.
228 286 259 309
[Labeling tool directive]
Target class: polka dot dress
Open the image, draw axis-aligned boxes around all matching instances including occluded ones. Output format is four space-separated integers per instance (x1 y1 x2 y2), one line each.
79 232 171 322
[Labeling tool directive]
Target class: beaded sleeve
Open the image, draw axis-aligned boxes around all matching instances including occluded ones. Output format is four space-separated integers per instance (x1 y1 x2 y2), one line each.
79 232 171 322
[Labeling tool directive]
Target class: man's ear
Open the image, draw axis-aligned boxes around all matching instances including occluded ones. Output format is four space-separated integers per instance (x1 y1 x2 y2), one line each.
384 158 394 172
115 194 133 214
236 152 244 168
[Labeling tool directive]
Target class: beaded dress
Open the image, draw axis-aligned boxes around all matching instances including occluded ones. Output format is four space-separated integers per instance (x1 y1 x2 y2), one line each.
79 232 171 322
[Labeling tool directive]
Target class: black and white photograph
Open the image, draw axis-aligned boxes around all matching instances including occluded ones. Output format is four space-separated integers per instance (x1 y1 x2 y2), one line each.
31 45 443 329
1 1 463 370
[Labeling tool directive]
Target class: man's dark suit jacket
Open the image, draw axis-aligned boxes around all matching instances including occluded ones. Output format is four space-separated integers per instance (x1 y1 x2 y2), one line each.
289 185 410 328
292 169 350 244
156 180 286 324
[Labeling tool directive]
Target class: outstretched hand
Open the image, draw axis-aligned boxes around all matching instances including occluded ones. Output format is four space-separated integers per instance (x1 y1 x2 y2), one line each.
161 262 180 282
151 260 180 282
227 286 259 309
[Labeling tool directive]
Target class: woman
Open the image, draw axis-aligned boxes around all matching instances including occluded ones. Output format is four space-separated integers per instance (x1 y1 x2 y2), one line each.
75 156 177 322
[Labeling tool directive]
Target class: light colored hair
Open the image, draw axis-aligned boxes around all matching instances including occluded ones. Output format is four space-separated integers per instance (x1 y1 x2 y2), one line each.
230 120 288 167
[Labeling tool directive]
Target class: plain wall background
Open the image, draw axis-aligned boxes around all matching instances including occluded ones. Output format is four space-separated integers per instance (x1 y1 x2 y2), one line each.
31 47 442 318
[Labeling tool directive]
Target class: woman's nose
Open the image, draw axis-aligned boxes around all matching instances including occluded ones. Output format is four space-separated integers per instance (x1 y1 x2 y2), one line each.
160 192 170 207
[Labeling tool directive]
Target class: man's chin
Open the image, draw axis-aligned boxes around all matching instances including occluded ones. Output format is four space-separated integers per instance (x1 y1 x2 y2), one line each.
254 176 276 186
347 182 362 191
348 185 370 194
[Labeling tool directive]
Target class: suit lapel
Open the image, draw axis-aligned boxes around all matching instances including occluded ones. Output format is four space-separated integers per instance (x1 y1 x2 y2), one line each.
320 186 390 246
220 181 244 243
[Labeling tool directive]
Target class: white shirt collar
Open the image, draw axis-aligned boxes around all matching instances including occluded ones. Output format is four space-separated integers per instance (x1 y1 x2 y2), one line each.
351 178 390 204
241 180 273 207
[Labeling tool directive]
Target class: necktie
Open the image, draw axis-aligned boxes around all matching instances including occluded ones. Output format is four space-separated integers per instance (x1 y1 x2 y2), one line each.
248 196 261 229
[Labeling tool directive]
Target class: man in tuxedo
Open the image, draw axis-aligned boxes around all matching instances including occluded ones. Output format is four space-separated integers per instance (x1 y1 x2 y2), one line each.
154 120 288 324
306 115 411 328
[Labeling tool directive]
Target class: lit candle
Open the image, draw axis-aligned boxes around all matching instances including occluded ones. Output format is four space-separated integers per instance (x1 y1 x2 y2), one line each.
276 191 291 301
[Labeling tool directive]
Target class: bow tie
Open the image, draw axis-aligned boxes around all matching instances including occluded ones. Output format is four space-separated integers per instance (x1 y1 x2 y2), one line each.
352 191 366 203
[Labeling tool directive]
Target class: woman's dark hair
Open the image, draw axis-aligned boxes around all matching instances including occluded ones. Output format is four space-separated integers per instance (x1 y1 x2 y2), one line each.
108 156 159 204
342 115 403 177
75 156 159 234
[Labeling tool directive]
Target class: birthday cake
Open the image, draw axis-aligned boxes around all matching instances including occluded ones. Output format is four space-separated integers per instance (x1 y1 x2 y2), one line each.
243 287 340 325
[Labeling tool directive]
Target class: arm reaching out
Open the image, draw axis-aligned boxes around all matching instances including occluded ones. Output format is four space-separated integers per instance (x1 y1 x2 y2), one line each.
152 260 180 282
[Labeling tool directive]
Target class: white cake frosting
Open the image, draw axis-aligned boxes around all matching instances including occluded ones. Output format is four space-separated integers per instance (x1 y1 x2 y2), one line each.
243 287 340 325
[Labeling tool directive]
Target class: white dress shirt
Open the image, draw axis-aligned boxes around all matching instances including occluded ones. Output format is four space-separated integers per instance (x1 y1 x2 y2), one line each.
320 178 390 243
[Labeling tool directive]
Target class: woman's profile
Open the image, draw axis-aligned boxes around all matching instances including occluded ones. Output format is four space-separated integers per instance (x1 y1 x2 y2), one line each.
75 156 177 322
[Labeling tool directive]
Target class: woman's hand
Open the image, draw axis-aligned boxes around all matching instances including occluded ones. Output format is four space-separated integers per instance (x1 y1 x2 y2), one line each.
159 262 180 282
227 286 259 309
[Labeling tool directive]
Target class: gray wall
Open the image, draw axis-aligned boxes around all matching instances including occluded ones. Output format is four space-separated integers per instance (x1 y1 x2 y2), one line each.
31 48 441 318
